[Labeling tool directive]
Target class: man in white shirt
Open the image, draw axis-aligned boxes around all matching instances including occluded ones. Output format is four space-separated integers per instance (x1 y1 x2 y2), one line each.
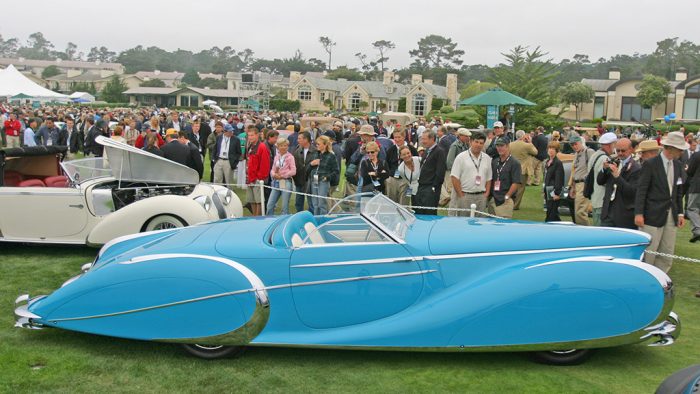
212 124 238 187
23 118 37 147
450 132 492 217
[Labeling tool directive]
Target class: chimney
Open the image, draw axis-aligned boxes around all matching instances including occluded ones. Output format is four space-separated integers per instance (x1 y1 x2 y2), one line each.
446 73 458 109
383 71 394 86
289 71 302 85
608 67 621 80
411 74 422 85
424 79 433 85
675 67 688 82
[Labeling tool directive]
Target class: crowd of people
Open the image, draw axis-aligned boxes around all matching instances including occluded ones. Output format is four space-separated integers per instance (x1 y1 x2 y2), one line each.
1 104 698 291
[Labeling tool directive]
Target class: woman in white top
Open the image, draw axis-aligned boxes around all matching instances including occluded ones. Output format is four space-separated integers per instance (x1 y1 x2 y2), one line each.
397 146 421 206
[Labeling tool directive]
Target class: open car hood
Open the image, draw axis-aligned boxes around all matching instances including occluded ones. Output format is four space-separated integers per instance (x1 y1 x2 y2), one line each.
96 136 199 184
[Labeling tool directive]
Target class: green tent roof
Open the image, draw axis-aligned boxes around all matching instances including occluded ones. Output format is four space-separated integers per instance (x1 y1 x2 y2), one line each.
11 93 34 99
458 88 536 106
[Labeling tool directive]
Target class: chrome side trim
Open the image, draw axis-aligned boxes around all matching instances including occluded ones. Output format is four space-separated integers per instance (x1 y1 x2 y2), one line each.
294 241 397 249
292 256 423 268
424 243 648 261
642 311 680 347
527 256 672 288
47 267 434 322
14 294 45 329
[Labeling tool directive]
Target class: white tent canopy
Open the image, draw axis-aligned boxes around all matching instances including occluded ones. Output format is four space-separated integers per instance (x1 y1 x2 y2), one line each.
0 64 68 101
69 91 96 102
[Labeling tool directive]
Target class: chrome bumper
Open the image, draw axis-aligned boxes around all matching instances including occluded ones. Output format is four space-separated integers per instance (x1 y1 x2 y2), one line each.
14 294 45 329
642 311 680 346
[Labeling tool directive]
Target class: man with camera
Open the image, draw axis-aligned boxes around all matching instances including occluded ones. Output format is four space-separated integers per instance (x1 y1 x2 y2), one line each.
596 138 640 229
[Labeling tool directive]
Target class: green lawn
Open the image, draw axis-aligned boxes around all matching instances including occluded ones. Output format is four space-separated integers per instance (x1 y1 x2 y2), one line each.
1 185 699 393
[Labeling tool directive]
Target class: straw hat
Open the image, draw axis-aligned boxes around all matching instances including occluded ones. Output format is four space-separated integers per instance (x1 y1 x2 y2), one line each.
636 140 662 153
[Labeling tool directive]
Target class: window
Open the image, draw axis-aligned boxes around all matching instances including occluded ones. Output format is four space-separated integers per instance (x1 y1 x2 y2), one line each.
298 85 312 101
593 96 605 119
350 93 361 111
320 92 326 102
621 97 650 122
412 93 426 116
683 83 700 120
180 96 189 107
190 95 199 107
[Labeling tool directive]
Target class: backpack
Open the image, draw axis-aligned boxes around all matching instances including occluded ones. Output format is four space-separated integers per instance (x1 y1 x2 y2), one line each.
583 153 606 199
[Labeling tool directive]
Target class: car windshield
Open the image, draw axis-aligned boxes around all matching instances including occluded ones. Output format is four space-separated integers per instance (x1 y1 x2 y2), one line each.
61 158 111 184
329 193 415 241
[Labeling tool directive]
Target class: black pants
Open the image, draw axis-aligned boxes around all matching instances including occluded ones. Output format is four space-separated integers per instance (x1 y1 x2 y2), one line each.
414 184 439 215
545 198 561 222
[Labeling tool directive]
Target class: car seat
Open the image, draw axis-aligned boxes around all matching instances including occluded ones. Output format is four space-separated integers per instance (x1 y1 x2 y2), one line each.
44 175 69 187
3 170 23 186
18 179 46 187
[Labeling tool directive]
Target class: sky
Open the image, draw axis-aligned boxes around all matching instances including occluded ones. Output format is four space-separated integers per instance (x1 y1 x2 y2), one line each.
2 0 699 68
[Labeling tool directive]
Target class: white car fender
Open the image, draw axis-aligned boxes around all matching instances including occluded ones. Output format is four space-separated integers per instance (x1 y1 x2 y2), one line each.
86 195 211 246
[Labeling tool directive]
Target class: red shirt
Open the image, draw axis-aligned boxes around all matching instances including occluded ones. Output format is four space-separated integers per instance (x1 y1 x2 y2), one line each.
4 119 21 137
246 141 271 183
134 132 165 148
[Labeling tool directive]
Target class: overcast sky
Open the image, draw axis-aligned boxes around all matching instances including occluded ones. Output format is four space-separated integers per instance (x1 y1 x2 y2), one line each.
2 0 699 68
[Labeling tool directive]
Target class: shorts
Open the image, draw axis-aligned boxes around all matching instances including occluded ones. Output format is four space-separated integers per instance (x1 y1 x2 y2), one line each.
246 183 264 203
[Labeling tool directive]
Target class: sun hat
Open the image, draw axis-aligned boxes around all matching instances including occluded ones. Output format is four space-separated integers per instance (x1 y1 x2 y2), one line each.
358 124 376 135
457 128 472 137
636 140 662 153
660 131 689 150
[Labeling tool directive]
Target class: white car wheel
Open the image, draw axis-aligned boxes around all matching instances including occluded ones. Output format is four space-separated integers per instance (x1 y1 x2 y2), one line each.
143 215 186 232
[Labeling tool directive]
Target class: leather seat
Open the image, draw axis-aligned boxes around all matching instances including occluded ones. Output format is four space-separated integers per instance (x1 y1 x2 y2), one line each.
18 179 46 187
45 175 69 187
3 171 23 186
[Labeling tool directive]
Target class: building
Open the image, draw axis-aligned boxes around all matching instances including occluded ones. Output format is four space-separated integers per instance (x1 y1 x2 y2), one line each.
123 86 260 108
134 70 185 88
564 68 700 121
45 72 143 94
0 57 124 77
225 71 287 90
287 71 459 115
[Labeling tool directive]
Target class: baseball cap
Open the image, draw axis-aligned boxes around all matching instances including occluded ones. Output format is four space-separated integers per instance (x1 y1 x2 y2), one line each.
599 132 618 145
495 137 508 145
493 121 504 128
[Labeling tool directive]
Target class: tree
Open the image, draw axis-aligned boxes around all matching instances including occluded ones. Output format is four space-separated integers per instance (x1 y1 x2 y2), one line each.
87 46 116 62
198 78 227 89
0 34 19 57
101 75 128 103
182 68 201 86
559 82 595 121
17 32 54 60
372 40 395 71
459 80 498 99
637 74 670 110
140 78 166 87
41 65 61 79
319 36 336 71
645 37 700 79
409 35 465 69
326 66 365 81
489 46 561 128
71 81 97 95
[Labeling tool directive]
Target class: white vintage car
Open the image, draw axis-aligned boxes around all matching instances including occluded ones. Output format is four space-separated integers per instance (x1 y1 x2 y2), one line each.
0 136 242 246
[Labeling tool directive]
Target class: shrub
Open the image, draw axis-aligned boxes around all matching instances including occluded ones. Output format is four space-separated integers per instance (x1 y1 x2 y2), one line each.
270 99 301 112
431 98 444 109
440 105 454 113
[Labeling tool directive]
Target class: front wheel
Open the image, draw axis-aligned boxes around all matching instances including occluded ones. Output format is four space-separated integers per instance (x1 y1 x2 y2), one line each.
143 215 186 232
182 344 246 360
529 349 593 365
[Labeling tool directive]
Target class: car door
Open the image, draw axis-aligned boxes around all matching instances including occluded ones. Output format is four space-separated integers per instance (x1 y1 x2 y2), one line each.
289 220 425 329
0 186 89 240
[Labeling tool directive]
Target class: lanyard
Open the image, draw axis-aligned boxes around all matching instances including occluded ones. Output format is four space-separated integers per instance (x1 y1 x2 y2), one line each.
496 155 511 179
403 164 414 183
277 154 286 169
469 151 482 171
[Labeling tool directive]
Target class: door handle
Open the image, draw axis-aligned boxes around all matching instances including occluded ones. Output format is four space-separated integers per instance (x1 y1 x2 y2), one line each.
69 204 84 209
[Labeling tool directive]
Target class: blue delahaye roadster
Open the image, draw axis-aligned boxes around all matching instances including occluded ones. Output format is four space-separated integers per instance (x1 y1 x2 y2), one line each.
15 193 680 365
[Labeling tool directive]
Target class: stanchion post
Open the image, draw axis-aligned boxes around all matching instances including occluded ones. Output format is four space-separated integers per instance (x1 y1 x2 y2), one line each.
470 203 476 218
259 180 266 216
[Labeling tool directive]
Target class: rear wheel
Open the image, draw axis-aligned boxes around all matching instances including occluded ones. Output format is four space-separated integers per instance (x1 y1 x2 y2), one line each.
529 349 593 365
143 215 186 232
182 344 246 360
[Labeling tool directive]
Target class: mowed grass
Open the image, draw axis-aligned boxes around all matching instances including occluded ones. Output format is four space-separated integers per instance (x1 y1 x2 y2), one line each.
1 181 699 393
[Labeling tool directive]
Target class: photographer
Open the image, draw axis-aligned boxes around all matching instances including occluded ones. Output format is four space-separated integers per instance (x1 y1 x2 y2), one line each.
596 138 640 229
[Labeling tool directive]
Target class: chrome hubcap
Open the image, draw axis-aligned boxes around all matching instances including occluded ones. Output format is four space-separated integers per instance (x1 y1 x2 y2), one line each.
153 222 178 230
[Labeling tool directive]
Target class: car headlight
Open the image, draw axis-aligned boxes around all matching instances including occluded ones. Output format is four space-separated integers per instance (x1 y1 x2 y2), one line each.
216 188 233 205
194 195 212 212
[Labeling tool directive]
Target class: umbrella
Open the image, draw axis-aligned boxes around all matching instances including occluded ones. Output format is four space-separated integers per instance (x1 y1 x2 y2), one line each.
458 88 536 107
203 99 217 106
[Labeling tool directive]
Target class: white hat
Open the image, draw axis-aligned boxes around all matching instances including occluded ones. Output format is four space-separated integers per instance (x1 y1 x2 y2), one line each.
358 124 376 135
599 132 618 145
456 128 472 136
661 131 689 151
493 121 504 128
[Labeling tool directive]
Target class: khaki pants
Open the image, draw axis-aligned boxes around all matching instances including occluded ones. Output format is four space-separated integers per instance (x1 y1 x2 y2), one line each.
439 171 452 206
344 181 357 197
6 135 20 148
640 212 678 273
514 174 528 209
488 198 514 219
532 160 543 185
384 177 404 204
449 191 487 217
213 159 234 187
573 183 591 226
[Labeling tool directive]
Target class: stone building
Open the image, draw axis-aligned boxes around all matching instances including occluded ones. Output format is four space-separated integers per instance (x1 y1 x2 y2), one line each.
287 71 459 115
0 57 124 77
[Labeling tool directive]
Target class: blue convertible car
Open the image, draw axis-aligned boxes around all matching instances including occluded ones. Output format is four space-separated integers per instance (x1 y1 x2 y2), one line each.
15 193 680 364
